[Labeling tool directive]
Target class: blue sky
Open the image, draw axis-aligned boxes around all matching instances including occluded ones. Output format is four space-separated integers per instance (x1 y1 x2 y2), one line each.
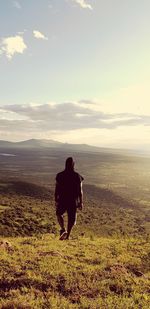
0 0 150 149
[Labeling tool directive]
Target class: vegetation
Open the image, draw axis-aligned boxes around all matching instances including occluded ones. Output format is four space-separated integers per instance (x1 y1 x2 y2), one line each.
0 181 149 238
0 148 150 308
0 234 150 308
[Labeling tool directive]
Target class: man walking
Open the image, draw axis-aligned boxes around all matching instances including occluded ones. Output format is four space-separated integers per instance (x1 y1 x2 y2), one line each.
55 157 84 240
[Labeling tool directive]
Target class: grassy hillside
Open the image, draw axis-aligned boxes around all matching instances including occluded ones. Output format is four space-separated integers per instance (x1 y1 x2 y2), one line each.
0 149 150 308
0 180 149 238
0 179 150 308
0 234 150 308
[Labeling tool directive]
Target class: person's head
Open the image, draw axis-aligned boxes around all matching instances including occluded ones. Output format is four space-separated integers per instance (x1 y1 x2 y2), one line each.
65 157 75 171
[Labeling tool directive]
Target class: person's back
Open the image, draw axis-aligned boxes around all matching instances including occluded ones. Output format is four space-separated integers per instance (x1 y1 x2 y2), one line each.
56 169 82 205
55 157 84 240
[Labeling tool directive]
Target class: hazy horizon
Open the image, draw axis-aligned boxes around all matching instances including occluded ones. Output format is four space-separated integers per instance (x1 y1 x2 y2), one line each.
0 137 150 154
0 1 150 150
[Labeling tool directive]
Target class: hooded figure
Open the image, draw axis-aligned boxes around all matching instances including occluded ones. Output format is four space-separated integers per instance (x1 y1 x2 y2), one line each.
55 157 84 240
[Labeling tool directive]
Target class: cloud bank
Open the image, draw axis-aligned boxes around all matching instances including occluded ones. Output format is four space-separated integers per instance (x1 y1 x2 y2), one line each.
0 101 149 135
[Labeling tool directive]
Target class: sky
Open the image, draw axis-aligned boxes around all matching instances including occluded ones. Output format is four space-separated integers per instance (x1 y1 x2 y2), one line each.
0 0 150 150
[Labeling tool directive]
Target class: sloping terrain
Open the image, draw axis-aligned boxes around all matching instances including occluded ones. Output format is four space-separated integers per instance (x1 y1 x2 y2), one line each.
0 180 148 238
0 180 149 309
0 181 53 200
0 235 150 308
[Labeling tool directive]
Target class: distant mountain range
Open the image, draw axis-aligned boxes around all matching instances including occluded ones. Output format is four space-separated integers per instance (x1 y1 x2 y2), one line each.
0 138 148 156
0 138 105 153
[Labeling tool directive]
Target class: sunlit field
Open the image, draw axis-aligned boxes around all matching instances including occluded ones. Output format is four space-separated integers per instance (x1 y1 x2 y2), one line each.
0 147 150 308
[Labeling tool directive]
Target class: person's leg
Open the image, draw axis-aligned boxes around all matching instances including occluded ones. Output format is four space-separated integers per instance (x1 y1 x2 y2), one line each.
56 205 66 235
66 209 76 239
57 215 65 231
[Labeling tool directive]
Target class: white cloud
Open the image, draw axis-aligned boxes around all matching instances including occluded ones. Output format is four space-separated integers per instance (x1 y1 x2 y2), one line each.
0 101 150 149
0 109 28 121
1 101 150 130
73 0 93 10
0 35 27 60
13 1 21 9
33 30 48 40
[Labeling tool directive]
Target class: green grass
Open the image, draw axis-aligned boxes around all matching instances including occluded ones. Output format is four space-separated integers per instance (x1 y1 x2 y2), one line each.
0 234 150 309
0 180 149 308
0 181 149 238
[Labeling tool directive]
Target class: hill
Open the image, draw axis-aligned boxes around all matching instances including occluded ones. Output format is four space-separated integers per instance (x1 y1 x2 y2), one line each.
0 139 62 149
0 138 137 155
0 180 148 238
0 149 149 308
0 234 150 308
0 180 53 200
0 178 150 308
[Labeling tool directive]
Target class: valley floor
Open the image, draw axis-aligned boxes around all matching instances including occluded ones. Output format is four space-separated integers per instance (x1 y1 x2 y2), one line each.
0 234 150 309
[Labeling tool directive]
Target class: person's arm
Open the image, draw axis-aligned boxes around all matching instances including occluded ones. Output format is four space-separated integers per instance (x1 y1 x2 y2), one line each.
78 182 83 210
55 179 59 206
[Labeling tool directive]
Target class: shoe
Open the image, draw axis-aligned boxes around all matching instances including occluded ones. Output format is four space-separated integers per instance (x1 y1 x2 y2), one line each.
59 231 68 240
60 228 65 236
